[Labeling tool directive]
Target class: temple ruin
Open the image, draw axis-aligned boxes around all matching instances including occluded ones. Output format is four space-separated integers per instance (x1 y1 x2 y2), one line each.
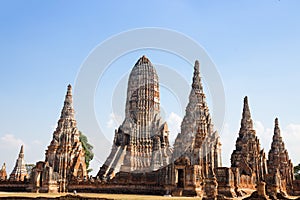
170 60 222 198
30 85 87 193
98 56 172 179
266 118 294 196
9 145 28 182
0 56 299 199
230 96 268 194
0 163 7 181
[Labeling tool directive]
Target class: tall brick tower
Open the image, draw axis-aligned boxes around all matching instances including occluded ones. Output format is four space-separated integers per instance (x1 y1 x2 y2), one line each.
98 56 172 179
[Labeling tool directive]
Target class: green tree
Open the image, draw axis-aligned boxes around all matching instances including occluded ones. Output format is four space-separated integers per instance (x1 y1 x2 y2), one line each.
294 163 300 180
25 164 35 177
79 131 94 174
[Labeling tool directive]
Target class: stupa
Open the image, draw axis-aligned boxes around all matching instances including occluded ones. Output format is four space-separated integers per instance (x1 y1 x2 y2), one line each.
266 118 294 195
0 163 7 181
171 60 222 198
30 85 87 192
230 97 267 191
9 145 28 181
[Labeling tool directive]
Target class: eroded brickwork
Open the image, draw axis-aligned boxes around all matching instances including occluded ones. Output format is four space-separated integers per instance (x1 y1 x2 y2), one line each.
98 56 172 179
266 118 294 196
30 85 87 192
171 60 221 198
9 145 28 181
230 97 267 194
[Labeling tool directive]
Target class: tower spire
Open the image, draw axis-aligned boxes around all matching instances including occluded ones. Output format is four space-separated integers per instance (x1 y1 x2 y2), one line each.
44 84 87 192
19 145 24 158
267 117 294 193
173 59 220 197
239 96 254 137
135 55 150 65
0 163 7 181
192 60 203 92
60 84 74 119
231 96 267 183
9 145 28 181
274 117 280 136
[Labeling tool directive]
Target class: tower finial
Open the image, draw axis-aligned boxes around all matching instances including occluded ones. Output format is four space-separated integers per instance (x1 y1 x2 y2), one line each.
239 96 253 136
274 117 280 136
242 96 251 119
9 146 28 181
19 145 24 158
20 145 24 154
192 60 203 92
244 96 248 104
66 84 72 97
60 84 75 119
135 55 151 66
195 60 200 72
1 163 5 170
67 84 72 91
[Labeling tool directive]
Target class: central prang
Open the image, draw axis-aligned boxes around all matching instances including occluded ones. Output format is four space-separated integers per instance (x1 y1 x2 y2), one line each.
97 55 172 178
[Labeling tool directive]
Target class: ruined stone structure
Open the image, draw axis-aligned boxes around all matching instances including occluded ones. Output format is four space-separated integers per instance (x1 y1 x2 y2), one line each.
1 56 300 199
98 56 172 179
170 60 222 198
230 97 267 193
93 58 222 198
266 118 294 196
0 163 7 181
30 85 87 193
9 145 28 181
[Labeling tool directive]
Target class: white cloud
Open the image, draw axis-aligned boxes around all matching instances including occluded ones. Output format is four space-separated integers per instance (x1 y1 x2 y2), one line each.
219 123 238 167
254 121 273 151
285 123 300 137
253 121 300 166
31 139 43 146
50 124 57 132
166 112 182 144
106 112 122 128
220 121 300 167
0 134 26 174
282 123 300 165
219 122 232 141
0 134 24 149
254 121 265 135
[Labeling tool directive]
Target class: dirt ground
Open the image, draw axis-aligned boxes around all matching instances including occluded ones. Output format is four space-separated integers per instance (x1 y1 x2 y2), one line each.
2 192 298 200
0 192 198 200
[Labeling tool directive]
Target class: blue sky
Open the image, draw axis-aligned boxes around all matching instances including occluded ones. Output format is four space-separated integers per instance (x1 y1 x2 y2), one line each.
0 1 300 175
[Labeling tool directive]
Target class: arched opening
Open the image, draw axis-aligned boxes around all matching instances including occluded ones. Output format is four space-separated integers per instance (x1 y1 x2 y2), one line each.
77 164 83 179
